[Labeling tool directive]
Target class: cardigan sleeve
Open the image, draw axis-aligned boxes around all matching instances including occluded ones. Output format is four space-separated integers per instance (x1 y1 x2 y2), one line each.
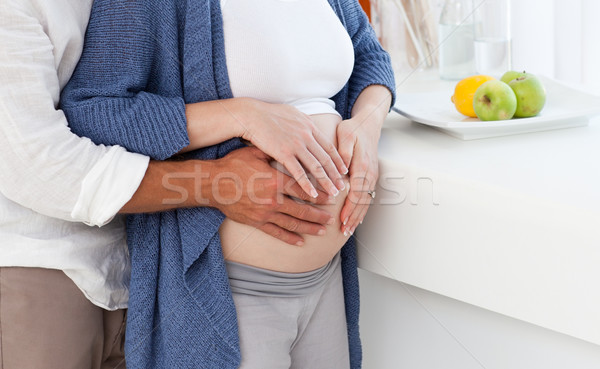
60 0 189 161
338 0 397 118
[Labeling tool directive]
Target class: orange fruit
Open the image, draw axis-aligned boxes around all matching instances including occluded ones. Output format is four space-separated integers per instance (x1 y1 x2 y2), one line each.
451 75 496 117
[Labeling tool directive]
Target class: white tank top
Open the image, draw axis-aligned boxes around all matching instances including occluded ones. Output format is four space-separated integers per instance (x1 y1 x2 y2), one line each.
220 0 355 116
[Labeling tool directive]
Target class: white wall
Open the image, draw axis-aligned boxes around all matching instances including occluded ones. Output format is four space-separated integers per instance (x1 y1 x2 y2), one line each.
378 0 600 94
511 0 600 94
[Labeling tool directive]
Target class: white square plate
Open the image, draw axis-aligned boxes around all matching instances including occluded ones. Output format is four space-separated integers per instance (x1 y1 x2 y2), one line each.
392 76 600 140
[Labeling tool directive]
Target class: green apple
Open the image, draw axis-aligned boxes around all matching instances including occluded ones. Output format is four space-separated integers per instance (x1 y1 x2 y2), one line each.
473 80 517 121
500 70 527 84
508 75 547 118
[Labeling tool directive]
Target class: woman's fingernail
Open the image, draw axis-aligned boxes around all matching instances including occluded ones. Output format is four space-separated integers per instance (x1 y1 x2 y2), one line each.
343 217 349 225
318 228 326 236
360 220 363 225
342 165 349 174
296 240 305 246
331 187 340 197
310 188 318 198
337 180 346 191
327 217 335 225
343 229 348 237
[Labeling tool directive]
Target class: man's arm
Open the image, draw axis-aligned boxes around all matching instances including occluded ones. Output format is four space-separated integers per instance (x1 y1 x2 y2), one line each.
121 147 335 246
0 2 149 226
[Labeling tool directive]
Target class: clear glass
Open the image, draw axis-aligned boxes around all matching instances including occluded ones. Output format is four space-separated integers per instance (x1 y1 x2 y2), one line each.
472 0 512 77
438 0 476 80
372 0 439 80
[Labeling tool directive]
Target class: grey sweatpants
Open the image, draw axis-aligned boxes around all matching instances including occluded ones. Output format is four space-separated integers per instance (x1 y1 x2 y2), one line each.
231 260 350 369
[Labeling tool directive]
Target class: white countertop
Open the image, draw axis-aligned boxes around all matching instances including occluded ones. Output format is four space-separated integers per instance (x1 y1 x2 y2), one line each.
356 71 600 345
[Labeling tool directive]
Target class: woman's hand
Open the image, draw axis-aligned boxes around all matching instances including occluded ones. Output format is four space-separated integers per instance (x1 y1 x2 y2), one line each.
336 117 380 236
336 85 392 236
240 99 348 198
184 98 347 199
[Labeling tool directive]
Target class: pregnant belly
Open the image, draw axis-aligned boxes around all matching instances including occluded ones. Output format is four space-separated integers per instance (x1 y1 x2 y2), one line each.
219 113 350 273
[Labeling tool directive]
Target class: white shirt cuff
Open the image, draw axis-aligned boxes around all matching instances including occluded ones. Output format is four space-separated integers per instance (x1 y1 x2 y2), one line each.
71 146 150 227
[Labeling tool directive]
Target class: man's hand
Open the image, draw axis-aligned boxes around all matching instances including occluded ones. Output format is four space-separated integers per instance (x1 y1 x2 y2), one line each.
211 146 334 246
121 146 332 246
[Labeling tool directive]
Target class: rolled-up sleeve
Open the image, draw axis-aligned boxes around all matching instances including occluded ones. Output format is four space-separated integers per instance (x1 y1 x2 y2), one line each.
0 3 149 226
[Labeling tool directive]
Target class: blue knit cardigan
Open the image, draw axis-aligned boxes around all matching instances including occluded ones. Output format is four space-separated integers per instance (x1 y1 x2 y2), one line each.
62 0 395 368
